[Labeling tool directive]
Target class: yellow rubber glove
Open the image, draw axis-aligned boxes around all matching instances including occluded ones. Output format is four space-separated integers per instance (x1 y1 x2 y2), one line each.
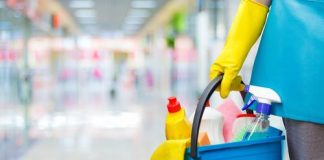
151 139 189 160
209 0 269 98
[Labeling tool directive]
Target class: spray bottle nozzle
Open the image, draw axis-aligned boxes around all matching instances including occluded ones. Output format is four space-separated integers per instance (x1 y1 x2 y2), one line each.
242 97 272 115
242 96 256 111
256 103 271 115
242 85 281 115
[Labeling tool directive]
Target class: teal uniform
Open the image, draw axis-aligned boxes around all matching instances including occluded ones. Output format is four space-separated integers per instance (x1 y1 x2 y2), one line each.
250 0 324 124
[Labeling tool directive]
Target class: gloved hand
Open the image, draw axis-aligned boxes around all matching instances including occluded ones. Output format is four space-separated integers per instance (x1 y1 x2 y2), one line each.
209 0 269 98
151 139 189 160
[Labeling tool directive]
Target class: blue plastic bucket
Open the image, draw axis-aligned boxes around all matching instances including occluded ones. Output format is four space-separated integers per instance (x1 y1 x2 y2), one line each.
185 127 284 160
188 76 285 160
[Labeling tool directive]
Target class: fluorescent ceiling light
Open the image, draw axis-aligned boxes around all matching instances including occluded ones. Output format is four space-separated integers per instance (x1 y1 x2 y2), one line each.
75 9 96 18
69 1 95 8
128 9 150 17
132 0 156 8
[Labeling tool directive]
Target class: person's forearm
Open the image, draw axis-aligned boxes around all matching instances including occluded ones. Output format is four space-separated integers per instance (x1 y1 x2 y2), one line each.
209 0 270 98
254 0 271 7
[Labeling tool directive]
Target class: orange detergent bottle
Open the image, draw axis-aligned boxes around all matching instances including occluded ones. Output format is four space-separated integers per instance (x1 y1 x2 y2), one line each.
165 97 191 140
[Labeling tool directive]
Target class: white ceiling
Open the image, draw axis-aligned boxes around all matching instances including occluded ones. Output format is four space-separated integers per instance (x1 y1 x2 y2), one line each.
59 0 169 37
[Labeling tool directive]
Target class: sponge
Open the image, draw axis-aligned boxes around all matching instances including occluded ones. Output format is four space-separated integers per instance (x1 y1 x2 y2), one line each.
216 99 242 142
198 132 211 146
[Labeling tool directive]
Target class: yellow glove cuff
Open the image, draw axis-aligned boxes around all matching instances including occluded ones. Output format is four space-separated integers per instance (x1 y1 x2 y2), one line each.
151 139 189 160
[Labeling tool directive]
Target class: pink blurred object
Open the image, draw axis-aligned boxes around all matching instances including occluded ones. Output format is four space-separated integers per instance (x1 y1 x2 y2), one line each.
92 51 100 60
93 68 102 79
216 99 242 142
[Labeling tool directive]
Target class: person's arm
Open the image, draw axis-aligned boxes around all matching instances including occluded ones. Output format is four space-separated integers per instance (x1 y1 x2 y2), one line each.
255 0 271 7
209 0 271 98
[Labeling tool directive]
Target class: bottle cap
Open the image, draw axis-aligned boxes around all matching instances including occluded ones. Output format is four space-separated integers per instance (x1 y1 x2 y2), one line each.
167 97 181 113
206 100 210 107
256 103 271 115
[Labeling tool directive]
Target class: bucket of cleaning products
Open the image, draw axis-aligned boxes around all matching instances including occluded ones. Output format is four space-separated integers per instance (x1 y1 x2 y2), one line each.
185 75 285 160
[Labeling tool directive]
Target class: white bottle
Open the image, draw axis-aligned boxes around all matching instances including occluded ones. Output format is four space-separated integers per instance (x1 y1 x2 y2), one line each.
190 103 225 145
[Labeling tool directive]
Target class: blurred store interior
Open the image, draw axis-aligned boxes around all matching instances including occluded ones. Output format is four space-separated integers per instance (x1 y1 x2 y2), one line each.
0 0 287 160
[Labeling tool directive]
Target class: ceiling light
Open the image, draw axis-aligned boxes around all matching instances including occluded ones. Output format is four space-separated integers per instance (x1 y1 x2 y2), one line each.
69 1 95 8
132 0 156 8
75 9 96 18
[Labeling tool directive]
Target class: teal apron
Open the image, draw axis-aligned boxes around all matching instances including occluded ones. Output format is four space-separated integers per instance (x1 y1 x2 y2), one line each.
250 0 324 124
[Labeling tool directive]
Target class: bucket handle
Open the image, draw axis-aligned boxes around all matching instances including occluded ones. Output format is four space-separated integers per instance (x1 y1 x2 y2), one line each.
189 75 248 158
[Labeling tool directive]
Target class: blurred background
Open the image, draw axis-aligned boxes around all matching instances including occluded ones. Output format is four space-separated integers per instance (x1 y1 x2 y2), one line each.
0 0 277 159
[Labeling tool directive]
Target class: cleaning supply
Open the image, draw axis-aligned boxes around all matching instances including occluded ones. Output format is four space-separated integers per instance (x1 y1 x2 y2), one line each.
188 76 285 160
198 132 211 146
209 0 269 98
166 97 191 140
151 97 191 160
216 99 242 142
232 114 256 142
241 85 282 141
189 101 224 144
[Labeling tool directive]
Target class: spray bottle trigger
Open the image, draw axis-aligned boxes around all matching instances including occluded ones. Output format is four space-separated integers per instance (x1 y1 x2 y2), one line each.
242 97 257 111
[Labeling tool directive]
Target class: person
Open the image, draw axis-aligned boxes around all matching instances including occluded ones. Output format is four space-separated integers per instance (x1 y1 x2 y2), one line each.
209 0 324 159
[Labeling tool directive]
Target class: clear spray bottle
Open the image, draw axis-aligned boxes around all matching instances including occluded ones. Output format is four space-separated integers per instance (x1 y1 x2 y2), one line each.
241 85 281 141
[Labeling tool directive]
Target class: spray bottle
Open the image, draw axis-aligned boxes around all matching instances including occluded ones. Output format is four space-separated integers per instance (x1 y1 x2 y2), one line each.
241 85 281 141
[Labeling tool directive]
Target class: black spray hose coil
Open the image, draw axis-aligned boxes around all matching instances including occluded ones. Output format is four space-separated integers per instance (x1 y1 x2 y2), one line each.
190 75 248 158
